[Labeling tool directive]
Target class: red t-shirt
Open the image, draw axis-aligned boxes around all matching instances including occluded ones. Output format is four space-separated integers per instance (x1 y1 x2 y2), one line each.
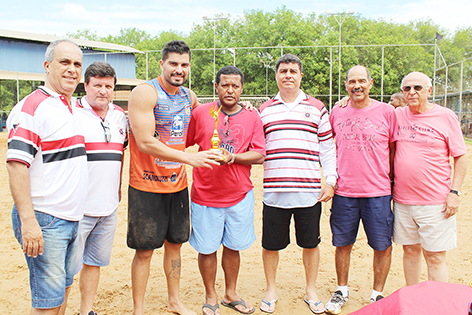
186 101 266 207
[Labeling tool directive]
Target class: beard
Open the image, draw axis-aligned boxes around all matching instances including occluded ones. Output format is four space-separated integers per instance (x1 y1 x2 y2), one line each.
166 72 187 87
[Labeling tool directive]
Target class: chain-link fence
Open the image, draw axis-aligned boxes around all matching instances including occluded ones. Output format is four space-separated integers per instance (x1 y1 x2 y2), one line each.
2 44 471 135
433 57 472 137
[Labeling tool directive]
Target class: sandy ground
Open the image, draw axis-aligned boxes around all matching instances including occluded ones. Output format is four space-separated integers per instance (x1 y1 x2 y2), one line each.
1 131 471 314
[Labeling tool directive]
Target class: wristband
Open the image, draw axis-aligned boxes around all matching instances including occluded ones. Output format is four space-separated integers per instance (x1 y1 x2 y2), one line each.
228 153 235 165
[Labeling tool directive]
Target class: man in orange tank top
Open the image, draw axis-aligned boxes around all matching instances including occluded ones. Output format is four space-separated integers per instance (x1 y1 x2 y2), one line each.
127 40 220 315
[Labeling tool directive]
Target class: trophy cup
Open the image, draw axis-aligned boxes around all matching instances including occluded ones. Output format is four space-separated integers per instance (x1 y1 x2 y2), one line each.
209 103 224 161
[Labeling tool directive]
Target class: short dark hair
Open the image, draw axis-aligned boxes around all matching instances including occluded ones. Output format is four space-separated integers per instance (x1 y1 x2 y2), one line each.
162 40 191 62
216 66 244 85
275 54 303 73
345 65 372 82
392 92 405 101
84 61 117 85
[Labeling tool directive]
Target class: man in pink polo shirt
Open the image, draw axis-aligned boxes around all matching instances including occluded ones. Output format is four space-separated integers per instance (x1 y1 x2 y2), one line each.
393 71 467 286
326 65 397 314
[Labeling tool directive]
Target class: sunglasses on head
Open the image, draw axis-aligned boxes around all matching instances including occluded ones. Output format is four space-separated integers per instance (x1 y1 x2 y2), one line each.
401 85 424 92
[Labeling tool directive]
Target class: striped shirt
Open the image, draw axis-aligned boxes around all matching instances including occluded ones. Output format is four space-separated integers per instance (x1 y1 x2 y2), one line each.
260 91 337 208
7 86 88 221
75 96 128 216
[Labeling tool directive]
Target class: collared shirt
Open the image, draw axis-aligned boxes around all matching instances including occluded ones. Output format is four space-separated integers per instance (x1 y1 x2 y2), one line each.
75 96 128 216
7 86 88 221
260 91 337 208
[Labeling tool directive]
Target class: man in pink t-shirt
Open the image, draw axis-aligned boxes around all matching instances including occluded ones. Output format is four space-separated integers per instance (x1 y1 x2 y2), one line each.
186 66 265 315
393 71 467 286
326 65 397 314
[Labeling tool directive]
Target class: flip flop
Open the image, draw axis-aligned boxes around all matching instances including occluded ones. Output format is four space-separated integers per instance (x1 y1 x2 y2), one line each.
221 299 255 314
202 303 219 315
260 298 278 314
304 298 325 314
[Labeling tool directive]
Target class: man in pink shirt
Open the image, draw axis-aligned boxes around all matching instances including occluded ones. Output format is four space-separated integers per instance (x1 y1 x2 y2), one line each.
186 66 266 315
326 65 397 314
393 71 467 286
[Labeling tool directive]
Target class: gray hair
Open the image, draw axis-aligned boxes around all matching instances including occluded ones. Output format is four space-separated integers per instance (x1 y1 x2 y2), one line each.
45 39 80 62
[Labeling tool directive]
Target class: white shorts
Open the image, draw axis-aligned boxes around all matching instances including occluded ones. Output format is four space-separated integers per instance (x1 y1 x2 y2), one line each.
393 202 457 252
74 209 118 274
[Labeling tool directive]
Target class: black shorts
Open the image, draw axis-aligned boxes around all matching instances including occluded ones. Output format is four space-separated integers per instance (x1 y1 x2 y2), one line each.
262 202 322 251
127 186 190 250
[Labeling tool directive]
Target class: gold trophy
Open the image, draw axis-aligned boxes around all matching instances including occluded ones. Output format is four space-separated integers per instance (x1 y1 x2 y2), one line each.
209 103 224 161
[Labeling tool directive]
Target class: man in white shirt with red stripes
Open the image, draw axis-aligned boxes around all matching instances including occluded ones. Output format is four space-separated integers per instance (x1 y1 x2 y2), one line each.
73 62 128 315
7 39 88 315
259 54 337 314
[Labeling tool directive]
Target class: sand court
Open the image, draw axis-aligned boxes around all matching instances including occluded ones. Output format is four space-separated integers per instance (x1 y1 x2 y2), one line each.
1 132 471 314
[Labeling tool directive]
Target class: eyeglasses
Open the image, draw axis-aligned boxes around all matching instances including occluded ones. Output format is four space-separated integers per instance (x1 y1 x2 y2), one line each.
401 85 424 92
100 119 111 143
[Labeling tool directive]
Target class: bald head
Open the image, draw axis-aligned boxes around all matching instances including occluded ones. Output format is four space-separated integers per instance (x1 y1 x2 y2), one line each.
401 71 433 110
401 72 432 89
389 92 406 108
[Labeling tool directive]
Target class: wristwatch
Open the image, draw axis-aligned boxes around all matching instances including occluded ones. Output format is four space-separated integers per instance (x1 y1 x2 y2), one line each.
450 189 461 196
326 180 337 189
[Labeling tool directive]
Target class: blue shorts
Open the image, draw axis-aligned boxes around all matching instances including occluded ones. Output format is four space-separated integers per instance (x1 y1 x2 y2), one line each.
330 195 393 251
189 190 256 254
74 210 118 274
12 205 79 309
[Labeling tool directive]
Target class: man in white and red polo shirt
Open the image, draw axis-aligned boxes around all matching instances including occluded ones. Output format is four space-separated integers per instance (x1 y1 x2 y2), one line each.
73 61 128 315
6 39 88 315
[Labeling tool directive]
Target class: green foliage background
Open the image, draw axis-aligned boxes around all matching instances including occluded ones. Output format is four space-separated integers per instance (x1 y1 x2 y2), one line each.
2 7 471 111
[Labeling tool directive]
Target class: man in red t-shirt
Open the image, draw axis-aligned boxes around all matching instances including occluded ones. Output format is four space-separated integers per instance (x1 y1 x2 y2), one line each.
186 66 265 315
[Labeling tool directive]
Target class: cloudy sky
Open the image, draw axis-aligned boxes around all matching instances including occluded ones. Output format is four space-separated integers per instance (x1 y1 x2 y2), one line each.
1 0 471 38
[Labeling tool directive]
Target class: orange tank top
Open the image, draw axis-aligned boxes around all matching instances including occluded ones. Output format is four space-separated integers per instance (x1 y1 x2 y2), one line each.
128 77 193 193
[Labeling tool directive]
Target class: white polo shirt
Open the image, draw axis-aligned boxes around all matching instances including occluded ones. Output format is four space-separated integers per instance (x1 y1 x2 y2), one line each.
7 86 88 221
75 96 128 217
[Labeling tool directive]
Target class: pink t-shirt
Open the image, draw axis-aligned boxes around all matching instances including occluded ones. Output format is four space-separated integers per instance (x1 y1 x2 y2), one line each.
330 100 397 197
393 104 466 205
186 101 266 207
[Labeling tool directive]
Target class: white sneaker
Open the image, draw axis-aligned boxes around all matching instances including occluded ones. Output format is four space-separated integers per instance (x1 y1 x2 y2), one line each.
325 290 348 314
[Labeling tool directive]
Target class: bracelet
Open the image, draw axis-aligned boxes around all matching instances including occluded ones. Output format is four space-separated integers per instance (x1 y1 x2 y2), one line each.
228 153 235 165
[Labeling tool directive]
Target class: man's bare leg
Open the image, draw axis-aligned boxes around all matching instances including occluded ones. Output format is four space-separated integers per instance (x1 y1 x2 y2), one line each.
198 252 219 315
57 285 72 315
335 244 353 286
164 240 196 315
131 249 154 315
262 248 279 312
423 249 448 282
303 247 321 301
222 246 253 313
79 264 100 315
402 244 422 286
373 246 392 291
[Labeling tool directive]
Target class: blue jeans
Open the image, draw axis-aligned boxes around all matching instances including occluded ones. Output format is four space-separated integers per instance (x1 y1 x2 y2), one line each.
12 205 79 309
